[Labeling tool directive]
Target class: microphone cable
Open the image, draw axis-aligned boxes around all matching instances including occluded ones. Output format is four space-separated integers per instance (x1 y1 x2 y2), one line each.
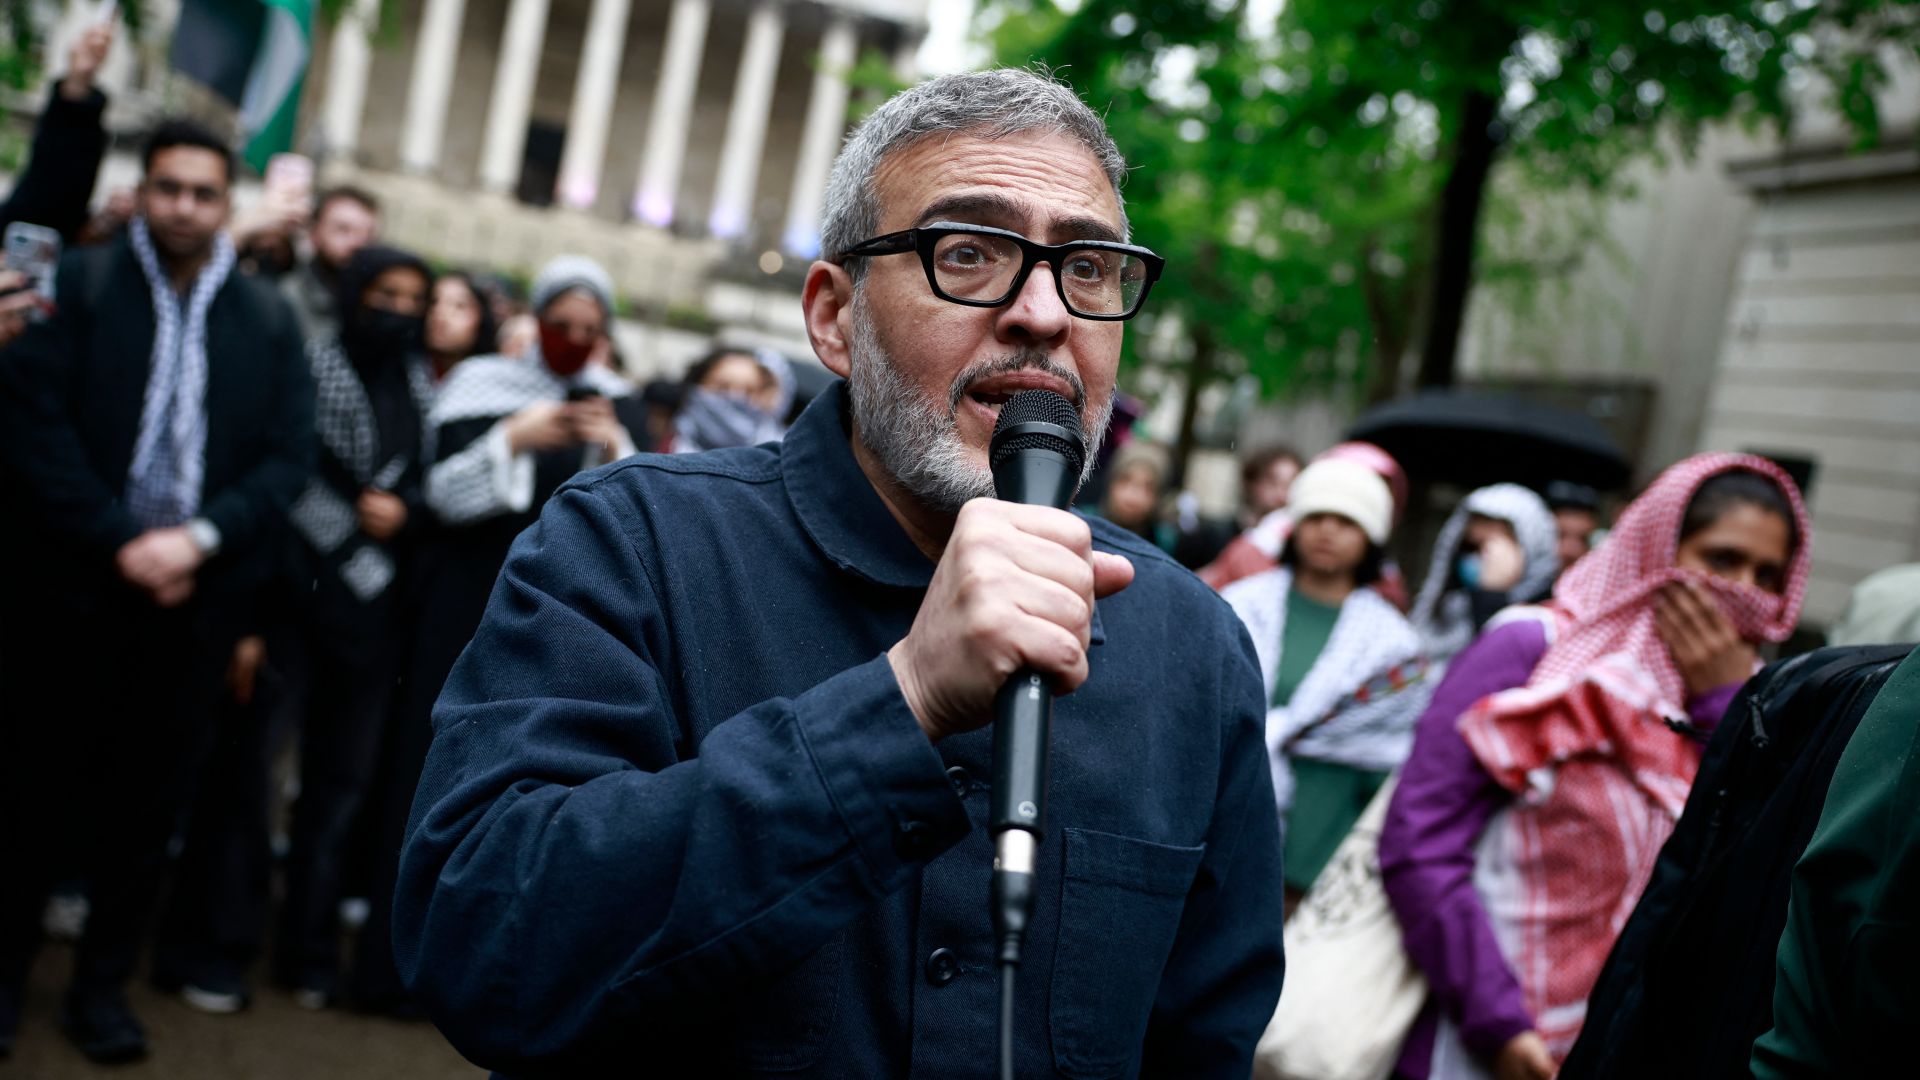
984 390 1085 1080
993 827 1036 1080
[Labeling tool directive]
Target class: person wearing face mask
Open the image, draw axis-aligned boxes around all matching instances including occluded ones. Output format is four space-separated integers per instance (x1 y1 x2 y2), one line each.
1380 455 1811 1080
672 345 789 452
263 246 437 1009
399 258 637 907
1407 484 1561 679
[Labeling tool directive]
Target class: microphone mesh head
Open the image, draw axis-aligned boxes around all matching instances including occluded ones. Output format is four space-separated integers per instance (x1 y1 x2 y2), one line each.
990 390 1086 476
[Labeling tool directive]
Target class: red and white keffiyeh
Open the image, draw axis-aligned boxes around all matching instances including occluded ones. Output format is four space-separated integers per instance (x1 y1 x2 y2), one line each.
1455 453 1811 1060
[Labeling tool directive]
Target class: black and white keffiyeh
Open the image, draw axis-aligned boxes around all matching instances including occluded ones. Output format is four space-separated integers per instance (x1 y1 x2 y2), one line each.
424 353 632 527
1223 567 1428 824
123 216 236 528
288 337 436 601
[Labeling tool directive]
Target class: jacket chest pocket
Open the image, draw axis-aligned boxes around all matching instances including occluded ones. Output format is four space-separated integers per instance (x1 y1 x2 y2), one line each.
1050 828 1206 1079
730 933 845 1073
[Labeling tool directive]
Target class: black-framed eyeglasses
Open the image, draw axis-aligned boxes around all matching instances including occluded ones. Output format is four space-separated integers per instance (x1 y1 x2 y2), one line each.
834 221 1165 321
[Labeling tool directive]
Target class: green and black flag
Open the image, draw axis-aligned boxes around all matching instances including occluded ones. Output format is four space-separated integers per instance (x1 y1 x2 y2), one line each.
168 0 313 174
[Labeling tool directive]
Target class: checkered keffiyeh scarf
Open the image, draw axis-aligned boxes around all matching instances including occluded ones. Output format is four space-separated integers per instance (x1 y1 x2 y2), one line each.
1223 567 1430 824
1455 453 1811 1059
123 217 236 528
288 338 437 602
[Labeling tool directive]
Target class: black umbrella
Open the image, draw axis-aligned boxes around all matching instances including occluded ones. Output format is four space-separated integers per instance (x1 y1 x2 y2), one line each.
1347 390 1632 492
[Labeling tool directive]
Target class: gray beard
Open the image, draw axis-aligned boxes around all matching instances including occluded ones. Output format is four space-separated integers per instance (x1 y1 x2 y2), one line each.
845 290 1113 515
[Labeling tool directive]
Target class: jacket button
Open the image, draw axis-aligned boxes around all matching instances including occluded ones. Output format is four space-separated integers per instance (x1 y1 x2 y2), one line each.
894 819 931 860
945 766 972 796
924 947 960 987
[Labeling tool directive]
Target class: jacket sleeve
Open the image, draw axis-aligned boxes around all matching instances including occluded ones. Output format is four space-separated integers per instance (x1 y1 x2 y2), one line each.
393 482 972 1074
1140 617 1286 1077
0 251 141 560
0 82 108 241
197 300 314 557
1752 651 1920 1079
424 417 535 526
1379 620 1547 1062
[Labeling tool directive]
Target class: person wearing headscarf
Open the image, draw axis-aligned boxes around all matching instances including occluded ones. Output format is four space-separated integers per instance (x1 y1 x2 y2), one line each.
1379 455 1811 1080
1221 458 1428 898
349 256 637 1016
671 345 790 453
1407 483 1560 674
1200 441 1412 609
270 245 437 1007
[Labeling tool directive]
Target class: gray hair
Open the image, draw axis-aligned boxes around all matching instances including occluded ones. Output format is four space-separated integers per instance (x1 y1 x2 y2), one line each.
819 68 1129 273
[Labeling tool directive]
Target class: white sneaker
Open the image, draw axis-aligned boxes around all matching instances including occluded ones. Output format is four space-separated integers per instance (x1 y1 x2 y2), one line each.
41 894 89 942
338 897 371 930
179 983 249 1015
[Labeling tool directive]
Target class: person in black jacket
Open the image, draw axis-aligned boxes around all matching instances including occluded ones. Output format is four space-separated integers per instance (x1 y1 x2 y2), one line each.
0 19 116 351
273 245 435 1008
0 119 313 1065
0 19 115 243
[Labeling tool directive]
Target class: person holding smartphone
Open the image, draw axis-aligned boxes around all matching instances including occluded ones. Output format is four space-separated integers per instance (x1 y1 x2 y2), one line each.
0 119 313 1065
0 17 116 247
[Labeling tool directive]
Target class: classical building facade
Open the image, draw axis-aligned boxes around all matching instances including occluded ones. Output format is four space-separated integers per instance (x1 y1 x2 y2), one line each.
304 0 927 355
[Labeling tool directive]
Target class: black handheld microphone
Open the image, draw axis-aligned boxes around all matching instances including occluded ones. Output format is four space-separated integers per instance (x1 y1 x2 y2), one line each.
985 390 1085 1073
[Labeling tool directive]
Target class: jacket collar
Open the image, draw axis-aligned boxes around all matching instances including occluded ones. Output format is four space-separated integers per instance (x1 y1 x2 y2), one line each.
782 380 938 590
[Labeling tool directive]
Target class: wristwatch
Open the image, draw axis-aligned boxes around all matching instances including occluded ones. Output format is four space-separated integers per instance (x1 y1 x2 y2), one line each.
185 517 223 557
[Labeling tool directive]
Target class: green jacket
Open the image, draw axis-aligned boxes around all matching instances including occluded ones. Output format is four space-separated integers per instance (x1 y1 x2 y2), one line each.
1753 647 1920 1078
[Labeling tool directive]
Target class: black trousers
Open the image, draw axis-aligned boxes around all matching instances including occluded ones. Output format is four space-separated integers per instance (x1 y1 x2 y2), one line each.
346 643 442 1008
151 651 284 988
0 590 228 998
273 624 398 987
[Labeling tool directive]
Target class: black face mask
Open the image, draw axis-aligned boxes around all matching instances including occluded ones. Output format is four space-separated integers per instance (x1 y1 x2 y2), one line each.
351 308 425 360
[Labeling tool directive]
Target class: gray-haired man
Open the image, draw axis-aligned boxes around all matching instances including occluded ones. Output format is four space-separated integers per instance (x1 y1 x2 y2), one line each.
396 68 1283 1077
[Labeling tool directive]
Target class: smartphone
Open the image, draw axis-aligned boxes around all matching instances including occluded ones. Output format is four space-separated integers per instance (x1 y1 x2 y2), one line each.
263 152 314 205
3 221 61 318
565 385 604 403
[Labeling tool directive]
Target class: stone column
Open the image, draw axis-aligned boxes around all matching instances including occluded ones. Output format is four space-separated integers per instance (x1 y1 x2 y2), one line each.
478 0 553 193
320 0 380 158
633 0 713 227
707 1 787 241
401 0 469 172
781 15 860 256
556 0 634 209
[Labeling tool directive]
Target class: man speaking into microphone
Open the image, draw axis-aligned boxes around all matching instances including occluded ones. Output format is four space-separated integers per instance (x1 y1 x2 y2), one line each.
395 68 1284 1077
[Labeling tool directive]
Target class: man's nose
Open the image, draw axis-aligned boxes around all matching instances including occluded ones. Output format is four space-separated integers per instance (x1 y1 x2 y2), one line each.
995 261 1072 347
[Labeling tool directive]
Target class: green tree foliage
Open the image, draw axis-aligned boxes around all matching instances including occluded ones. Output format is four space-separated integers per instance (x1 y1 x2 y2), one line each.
1 1 143 89
978 0 1917 472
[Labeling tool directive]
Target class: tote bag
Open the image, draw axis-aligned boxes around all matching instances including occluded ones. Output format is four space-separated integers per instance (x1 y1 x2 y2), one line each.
1254 776 1426 1080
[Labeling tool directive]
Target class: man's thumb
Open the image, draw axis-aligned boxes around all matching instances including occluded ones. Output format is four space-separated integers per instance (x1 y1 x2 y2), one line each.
1092 551 1135 599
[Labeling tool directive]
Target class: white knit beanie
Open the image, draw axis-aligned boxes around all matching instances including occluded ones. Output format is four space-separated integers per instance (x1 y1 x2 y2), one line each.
529 255 616 319
1287 457 1394 546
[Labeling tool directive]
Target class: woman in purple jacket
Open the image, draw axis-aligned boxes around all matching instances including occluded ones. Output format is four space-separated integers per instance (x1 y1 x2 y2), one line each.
1379 455 1811 1080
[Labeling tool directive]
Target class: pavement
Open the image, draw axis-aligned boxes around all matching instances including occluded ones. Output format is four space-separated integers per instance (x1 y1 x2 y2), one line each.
0 945 484 1080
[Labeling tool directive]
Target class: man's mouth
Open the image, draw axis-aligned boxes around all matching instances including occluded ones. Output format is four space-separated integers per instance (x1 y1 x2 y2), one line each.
960 371 1079 419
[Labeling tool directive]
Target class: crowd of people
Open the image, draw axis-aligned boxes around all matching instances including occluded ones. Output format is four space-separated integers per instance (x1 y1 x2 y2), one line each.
0 45 1912 1080
0 27 805 1065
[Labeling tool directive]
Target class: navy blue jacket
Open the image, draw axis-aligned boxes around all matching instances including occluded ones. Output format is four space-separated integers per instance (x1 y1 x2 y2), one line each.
396 382 1284 1078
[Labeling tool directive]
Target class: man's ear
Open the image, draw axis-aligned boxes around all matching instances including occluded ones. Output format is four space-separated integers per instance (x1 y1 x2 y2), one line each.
802 260 855 380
